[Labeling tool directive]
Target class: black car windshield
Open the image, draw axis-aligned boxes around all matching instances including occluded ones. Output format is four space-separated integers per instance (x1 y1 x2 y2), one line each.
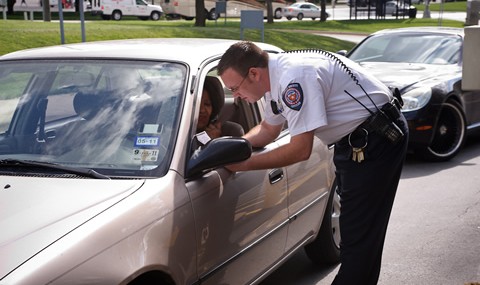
348 33 462 65
0 60 186 178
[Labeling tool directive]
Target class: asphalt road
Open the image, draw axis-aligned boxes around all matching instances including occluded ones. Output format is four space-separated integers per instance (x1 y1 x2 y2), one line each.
260 135 480 285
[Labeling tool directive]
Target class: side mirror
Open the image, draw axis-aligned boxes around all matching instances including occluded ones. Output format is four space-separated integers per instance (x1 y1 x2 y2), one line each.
186 137 252 178
336 50 348 56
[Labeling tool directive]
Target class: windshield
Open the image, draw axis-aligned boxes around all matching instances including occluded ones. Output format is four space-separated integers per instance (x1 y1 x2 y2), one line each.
348 33 462 65
0 60 187 178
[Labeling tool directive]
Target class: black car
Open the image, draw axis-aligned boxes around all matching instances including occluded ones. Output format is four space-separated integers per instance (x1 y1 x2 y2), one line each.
341 27 480 162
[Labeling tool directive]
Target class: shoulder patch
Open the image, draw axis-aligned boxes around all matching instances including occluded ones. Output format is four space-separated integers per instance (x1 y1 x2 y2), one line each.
282 83 303 111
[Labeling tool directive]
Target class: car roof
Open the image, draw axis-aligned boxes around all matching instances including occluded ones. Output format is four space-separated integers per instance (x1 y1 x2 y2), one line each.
0 38 283 66
371 26 464 37
293 2 314 4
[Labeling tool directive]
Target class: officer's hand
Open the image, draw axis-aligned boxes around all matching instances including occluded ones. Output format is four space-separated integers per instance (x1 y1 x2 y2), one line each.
225 160 247 173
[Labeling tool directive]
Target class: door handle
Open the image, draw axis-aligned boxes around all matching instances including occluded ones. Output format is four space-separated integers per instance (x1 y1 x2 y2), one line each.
269 168 284 185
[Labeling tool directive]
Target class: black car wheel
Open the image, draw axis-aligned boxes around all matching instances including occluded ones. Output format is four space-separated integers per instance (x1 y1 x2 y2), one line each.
150 11 161 21
112 10 122 21
304 180 341 264
297 13 304 20
274 8 282 19
419 100 466 162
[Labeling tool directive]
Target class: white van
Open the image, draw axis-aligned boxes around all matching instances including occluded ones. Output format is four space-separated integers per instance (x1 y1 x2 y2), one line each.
92 0 163 20
160 0 285 20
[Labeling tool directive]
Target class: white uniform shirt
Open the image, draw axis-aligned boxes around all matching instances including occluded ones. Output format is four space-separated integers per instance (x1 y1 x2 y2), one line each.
264 51 392 145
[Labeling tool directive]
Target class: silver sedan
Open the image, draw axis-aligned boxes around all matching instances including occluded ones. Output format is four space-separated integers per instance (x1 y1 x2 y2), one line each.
281 2 328 20
0 38 340 285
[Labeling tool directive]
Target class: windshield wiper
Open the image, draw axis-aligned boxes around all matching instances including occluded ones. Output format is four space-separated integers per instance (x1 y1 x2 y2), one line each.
0 159 110 179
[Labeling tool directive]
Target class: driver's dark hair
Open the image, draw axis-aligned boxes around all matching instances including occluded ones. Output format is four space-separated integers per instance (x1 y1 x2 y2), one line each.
217 41 269 76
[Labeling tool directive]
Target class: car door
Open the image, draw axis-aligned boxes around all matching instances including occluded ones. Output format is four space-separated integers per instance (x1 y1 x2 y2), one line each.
135 0 148 16
186 153 289 284
254 100 336 253
282 134 335 251
302 3 319 18
185 74 289 285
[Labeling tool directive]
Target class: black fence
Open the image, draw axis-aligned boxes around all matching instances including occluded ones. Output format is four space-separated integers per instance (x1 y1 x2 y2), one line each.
349 0 417 19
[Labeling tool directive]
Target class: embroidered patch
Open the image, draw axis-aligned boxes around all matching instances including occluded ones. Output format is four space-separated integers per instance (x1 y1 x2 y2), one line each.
282 83 303 111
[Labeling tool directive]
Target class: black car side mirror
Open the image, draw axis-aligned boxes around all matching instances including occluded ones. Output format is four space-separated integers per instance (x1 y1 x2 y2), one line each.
186 137 252 178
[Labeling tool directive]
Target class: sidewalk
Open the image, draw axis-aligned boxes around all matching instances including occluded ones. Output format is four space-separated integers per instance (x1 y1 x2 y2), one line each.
313 31 367 43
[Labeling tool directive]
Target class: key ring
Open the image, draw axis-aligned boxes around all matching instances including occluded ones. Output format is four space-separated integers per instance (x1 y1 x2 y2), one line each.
348 128 369 148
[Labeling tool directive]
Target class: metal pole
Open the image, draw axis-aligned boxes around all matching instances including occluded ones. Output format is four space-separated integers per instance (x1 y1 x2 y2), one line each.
79 0 86 42
59 0 65 44
437 0 444 26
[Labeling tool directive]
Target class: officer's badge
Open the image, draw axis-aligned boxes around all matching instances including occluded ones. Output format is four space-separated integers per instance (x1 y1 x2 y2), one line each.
282 83 303 111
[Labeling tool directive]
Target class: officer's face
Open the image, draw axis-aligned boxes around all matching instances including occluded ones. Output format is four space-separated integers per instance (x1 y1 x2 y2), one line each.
221 68 263 103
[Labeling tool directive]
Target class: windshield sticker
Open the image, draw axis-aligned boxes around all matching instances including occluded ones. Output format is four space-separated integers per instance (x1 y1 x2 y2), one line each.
143 124 160 133
134 136 160 147
133 149 160 162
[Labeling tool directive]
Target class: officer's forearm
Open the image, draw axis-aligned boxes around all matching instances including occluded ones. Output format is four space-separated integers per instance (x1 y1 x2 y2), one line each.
240 131 314 171
243 120 283 148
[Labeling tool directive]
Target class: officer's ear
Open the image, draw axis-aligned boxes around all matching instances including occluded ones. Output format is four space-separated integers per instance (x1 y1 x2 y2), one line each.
249 67 261 80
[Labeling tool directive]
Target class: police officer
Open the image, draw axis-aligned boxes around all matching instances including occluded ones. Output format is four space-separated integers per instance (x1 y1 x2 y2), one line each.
217 41 408 285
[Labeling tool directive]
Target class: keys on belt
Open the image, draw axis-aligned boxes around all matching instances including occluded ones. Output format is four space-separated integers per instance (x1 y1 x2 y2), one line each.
349 128 368 163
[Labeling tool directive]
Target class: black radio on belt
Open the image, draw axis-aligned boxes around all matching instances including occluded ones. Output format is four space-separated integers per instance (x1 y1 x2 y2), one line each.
381 99 402 120
363 102 404 144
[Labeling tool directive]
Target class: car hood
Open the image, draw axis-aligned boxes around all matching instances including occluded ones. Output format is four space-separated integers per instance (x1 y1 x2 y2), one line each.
357 62 461 90
0 176 144 279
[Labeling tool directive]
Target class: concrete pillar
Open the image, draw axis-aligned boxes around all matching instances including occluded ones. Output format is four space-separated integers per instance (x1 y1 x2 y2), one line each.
462 26 480 90
466 0 480 26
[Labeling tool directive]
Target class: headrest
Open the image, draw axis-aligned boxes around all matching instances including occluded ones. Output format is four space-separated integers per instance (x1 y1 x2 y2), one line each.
73 92 102 120
204 76 225 119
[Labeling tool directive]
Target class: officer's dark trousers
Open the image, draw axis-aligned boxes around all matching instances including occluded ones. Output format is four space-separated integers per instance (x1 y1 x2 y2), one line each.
331 114 408 285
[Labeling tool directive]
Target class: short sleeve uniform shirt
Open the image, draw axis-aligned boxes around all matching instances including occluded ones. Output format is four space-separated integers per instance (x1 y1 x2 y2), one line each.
264 51 392 145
